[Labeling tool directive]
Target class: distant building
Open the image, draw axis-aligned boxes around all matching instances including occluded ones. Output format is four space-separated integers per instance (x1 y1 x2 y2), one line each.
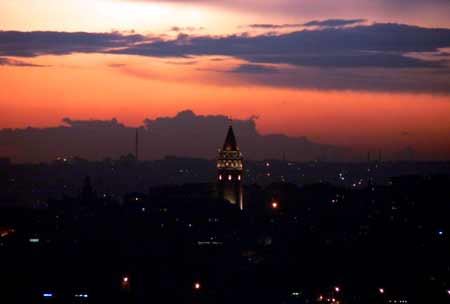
217 126 244 210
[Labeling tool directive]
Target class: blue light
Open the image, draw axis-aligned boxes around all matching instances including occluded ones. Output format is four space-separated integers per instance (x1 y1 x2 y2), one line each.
438 230 444 236
43 293 53 298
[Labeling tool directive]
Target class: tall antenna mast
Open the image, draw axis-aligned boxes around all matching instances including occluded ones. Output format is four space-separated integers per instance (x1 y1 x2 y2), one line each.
135 128 139 161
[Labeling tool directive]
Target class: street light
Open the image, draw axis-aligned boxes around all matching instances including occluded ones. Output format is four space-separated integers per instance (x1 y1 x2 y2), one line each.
121 275 130 290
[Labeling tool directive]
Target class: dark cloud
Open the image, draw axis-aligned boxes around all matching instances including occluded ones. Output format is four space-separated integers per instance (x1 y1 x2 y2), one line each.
109 23 450 68
245 52 442 68
0 30 145 57
303 19 366 27
0 57 47 67
230 64 279 74
165 60 198 65
0 110 345 163
216 65 450 93
2 23 450 92
2 24 450 67
62 117 125 128
246 23 303 29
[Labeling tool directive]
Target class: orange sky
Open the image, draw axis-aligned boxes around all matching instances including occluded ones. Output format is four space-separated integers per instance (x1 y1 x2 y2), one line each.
1 54 449 159
1 0 450 160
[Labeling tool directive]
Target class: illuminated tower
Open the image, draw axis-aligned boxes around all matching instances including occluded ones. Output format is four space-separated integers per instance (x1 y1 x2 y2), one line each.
217 125 244 210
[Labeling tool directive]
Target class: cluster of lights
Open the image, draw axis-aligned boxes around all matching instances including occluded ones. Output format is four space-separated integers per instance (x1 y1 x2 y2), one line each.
317 286 341 303
219 174 243 181
388 300 408 303
43 292 89 299
217 159 243 169
318 296 337 302
352 179 364 187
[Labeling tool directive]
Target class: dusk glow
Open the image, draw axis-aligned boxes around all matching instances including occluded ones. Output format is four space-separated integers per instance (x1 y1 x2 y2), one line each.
1 0 450 162
1 3 450 302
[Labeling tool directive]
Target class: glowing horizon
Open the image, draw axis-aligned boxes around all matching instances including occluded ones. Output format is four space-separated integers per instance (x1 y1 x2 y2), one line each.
1 0 450 161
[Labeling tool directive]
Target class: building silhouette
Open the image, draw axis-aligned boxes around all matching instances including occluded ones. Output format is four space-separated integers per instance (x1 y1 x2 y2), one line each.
217 125 244 210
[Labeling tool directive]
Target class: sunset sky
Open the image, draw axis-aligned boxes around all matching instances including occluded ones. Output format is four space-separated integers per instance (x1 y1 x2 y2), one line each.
1 0 450 160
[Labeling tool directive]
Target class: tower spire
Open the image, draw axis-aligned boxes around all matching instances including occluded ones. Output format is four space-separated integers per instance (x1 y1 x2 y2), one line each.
217 125 244 210
223 125 238 151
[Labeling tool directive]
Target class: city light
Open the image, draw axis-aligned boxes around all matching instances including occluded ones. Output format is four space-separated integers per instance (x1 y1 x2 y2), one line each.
272 202 278 209
335 286 340 292
121 275 130 289
43 293 54 298
194 282 201 290
379 288 385 294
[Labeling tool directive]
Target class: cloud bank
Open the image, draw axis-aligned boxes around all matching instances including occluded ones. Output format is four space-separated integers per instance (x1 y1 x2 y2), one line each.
1 22 449 92
0 110 345 163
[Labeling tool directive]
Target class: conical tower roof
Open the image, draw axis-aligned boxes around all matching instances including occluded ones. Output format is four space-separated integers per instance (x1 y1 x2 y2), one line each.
223 125 238 151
